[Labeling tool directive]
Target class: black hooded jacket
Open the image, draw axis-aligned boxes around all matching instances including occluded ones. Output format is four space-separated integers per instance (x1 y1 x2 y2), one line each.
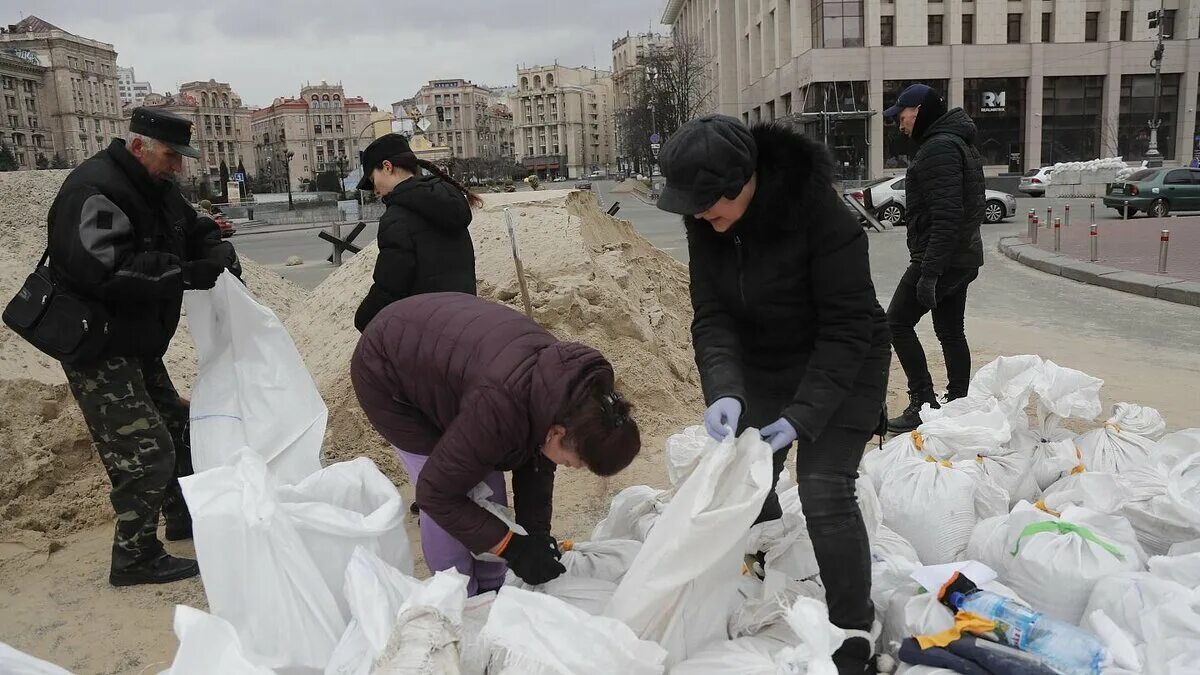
354 175 477 331
684 124 892 442
904 108 986 273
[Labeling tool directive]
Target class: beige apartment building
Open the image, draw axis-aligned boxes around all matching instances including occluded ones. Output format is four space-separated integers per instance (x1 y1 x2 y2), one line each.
139 80 257 195
663 0 1200 177
0 16 125 166
515 65 617 178
612 32 673 112
0 47 54 167
416 79 515 159
251 82 373 193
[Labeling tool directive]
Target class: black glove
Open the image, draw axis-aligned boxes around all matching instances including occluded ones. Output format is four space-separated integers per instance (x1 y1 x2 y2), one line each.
181 259 224 290
501 532 565 585
916 273 939 310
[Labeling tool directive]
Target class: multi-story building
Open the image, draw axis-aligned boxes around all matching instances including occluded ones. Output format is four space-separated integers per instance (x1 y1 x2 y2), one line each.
251 82 372 193
415 79 515 159
0 15 124 166
0 47 54 167
612 31 673 173
663 0 1200 177
514 65 617 178
140 79 257 195
116 66 152 107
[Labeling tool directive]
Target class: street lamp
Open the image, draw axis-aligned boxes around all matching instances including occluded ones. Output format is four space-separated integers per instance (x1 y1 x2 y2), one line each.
283 149 295 210
335 154 348 200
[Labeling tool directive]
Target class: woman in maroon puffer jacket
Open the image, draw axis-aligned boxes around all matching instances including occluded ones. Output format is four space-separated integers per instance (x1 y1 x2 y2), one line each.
351 292 641 593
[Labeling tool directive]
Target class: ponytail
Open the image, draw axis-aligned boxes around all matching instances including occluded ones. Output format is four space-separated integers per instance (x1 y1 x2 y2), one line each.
557 383 641 477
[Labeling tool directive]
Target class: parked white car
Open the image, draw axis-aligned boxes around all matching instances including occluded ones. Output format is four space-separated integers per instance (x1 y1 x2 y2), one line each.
846 175 1017 225
1018 167 1054 196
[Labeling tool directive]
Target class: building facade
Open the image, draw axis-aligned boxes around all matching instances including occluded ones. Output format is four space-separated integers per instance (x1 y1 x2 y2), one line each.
0 16 124 166
251 82 373 193
663 0 1200 177
0 47 53 168
612 32 673 173
514 65 617 178
414 79 515 159
117 66 152 106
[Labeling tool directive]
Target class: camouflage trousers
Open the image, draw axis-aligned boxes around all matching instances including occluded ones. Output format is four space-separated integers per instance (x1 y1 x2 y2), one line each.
63 356 193 571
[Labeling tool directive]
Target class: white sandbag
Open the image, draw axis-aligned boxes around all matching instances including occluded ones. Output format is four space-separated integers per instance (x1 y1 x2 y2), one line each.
186 272 324 484
163 606 276 675
1121 460 1200 557
668 637 776 675
878 455 1009 564
858 474 883 541
1084 571 1190 645
873 524 921 566
607 429 772 665
370 570 468 674
1027 435 1083 493
995 503 1146 623
338 547 420 661
558 539 641 582
967 354 1043 424
919 394 999 424
0 643 75 675
508 574 617 616
589 485 665 542
276 458 413 616
1158 429 1200 468
1034 360 1104 422
729 568 826 645
899 579 1028 639
1076 405 1161 475
1148 551 1200 589
1166 452 1200 524
774 597 847 675
1142 589 1200 674
1040 472 1131 515
458 592 495 675
1084 610 1142 672
481 586 667 675
747 511 820 584
180 452 345 670
861 432 922 493
917 406 1012 460
666 425 709 486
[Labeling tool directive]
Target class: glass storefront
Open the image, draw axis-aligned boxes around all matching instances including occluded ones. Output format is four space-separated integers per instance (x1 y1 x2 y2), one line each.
812 1 865 49
1041 76 1104 164
964 77 1026 168
882 79 948 169
796 81 870 181
1118 74 1180 161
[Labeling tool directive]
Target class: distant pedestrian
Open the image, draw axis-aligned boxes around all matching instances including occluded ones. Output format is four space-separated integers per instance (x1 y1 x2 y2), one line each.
351 293 641 594
353 133 480 331
883 84 986 432
656 114 891 674
46 108 241 586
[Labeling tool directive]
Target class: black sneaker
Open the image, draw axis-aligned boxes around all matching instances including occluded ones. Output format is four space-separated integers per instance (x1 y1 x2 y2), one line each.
164 519 192 542
110 553 200 587
886 396 939 434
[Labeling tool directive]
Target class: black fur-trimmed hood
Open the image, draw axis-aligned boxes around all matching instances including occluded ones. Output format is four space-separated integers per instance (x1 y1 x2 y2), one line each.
684 122 840 235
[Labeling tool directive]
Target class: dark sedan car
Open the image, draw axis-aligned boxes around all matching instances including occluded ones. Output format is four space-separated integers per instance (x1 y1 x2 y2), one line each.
1104 167 1200 218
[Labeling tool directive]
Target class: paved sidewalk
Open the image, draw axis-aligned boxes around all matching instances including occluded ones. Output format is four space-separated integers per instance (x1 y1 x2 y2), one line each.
998 214 1200 307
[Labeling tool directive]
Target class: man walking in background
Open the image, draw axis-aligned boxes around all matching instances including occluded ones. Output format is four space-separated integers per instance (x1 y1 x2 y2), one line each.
883 84 986 433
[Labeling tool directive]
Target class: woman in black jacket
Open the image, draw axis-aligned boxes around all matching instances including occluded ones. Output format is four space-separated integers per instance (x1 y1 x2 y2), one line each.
353 133 480 331
656 115 891 675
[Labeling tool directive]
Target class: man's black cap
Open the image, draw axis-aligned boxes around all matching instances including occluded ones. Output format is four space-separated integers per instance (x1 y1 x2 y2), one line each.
656 114 757 216
884 83 936 120
129 107 200 159
356 133 416 190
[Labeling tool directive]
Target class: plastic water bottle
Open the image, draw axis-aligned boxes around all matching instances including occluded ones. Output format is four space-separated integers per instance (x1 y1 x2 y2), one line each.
949 590 1107 675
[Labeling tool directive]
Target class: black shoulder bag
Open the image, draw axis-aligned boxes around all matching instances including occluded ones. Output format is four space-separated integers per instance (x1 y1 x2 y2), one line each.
3 248 111 364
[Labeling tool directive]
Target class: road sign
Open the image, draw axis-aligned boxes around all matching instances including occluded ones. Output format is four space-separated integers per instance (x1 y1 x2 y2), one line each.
650 142 661 159
649 133 661 144
233 172 245 182
416 103 429 115
417 118 432 132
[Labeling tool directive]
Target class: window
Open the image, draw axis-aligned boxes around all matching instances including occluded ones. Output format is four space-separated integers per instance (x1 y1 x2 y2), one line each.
1120 11 1131 41
811 0 865 48
880 15 894 46
928 15 944 45
1164 169 1191 185
1041 12 1052 42
1007 14 1022 43
1085 12 1099 42
1162 9 1176 39
962 14 974 45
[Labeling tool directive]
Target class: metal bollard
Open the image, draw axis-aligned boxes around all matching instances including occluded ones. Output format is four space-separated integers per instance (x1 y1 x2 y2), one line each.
1053 218 1062 251
332 220 343 265
1047 206 1053 228
1124 201 1130 220
1159 230 1170 273
1089 224 1098 262
1031 216 1039 244
1064 204 1070 227
1027 210 1035 240
1090 202 1095 224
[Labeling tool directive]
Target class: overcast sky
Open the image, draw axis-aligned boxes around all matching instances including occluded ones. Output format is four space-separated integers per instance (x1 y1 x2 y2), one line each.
5 0 668 108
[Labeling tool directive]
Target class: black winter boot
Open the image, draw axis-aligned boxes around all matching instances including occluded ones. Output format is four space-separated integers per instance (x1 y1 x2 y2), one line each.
833 634 878 674
110 553 199 587
887 393 939 434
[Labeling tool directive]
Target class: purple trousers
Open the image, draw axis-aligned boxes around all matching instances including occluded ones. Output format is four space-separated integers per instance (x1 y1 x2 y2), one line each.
394 447 509 595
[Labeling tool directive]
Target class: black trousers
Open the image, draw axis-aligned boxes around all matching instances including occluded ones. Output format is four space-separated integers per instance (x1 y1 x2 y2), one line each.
886 263 979 398
756 426 875 634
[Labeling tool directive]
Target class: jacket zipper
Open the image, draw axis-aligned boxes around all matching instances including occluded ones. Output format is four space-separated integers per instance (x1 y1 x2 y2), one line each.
733 235 746 307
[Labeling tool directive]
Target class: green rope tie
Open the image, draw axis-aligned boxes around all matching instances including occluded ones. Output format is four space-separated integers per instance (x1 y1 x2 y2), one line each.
1010 520 1126 561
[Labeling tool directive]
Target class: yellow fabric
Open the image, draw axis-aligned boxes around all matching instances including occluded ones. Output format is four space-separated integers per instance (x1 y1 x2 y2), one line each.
1071 446 1086 474
923 455 952 468
915 611 997 649
1034 500 1062 517
560 539 574 552
1106 422 1122 433
911 430 925 451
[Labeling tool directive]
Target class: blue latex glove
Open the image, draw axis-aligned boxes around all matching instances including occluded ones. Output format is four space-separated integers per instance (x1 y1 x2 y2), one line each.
703 397 742 441
760 418 798 453
916 273 939 309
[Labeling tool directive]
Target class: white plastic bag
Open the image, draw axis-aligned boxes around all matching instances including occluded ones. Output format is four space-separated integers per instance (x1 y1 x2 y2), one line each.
1040 471 1131 515
606 429 772 665
861 431 922 493
186 272 324 483
1075 404 1162 475
508 573 617 616
774 597 846 675
481 586 667 675
459 592 495 675
1121 459 1200 557
668 638 776 675
746 511 819 584
559 539 642 582
163 606 276 675
277 458 413 616
1142 589 1200 674
0 643 74 675
665 425 710 486
1027 361 1103 491
589 485 665 542
967 355 1044 425
1158 429 1200 468
1084 571 1189 645
371 570 468 674
180 452 345 670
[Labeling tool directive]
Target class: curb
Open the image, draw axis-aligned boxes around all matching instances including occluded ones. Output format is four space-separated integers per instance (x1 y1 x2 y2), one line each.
997 237 1200 307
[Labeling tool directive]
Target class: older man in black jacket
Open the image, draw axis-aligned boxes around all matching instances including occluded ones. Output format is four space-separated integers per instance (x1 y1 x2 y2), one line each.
884 85 986 432
47 108 240 586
